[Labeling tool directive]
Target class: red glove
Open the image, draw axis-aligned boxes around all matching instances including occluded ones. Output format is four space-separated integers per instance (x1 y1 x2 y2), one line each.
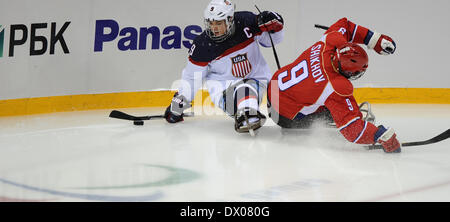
368 33 396 55
257 11 284 33
375 126 402 153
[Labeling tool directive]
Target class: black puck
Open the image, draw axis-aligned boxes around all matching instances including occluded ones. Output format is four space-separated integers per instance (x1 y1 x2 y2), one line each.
133 120 144 126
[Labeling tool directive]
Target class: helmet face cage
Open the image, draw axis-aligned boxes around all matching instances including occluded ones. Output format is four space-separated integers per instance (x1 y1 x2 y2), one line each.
204 16 235 42
338 61 366 80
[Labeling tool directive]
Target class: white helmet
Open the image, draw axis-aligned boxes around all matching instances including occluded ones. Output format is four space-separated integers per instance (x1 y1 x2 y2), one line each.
203 0 236 42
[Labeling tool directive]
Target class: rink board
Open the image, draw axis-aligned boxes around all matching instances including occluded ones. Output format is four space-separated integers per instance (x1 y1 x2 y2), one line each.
0 88 449 117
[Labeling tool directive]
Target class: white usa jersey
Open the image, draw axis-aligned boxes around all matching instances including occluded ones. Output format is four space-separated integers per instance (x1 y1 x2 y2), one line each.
178 11 284 106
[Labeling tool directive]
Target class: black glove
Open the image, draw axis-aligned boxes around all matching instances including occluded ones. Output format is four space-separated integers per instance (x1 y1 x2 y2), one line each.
257 11 284 33
164 92 191 123
164 106 183 123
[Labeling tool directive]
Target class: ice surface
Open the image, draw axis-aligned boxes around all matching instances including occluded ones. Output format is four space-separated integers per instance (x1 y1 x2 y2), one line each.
0 104 449 202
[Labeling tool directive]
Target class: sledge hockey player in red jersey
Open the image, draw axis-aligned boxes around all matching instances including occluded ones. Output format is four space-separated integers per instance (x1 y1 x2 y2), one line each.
267 17 401 153
164 0 284 134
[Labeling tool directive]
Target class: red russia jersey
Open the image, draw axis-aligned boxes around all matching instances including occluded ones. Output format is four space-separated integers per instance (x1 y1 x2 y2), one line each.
268 18 380 145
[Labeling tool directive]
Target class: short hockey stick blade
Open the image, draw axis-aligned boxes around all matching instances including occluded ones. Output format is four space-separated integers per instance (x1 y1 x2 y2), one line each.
109 110 159 120
367 129 450 150
109 110 194 121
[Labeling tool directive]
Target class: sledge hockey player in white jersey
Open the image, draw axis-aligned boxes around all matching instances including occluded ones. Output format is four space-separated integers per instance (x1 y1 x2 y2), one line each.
164 0 284 134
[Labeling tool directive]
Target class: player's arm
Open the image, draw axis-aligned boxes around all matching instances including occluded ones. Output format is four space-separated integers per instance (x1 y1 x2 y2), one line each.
256 11 284 47
325 17 396 55
179 58 209 102
325 93 401 153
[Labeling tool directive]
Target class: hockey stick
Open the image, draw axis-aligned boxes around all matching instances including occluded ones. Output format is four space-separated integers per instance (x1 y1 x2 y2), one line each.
314 24 329 30
109 110 194 121
367 129 450 150
255 5 281 69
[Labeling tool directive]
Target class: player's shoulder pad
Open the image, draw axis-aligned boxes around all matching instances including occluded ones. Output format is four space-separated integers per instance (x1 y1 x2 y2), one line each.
325 17 349 35
330 75 354 96
324 31 347 48
335 17 349 25
189 32 217 63
234 11 259 28
234 11 261 38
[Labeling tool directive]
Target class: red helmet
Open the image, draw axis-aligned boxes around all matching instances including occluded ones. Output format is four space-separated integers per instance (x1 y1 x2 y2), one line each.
334 43 369 80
